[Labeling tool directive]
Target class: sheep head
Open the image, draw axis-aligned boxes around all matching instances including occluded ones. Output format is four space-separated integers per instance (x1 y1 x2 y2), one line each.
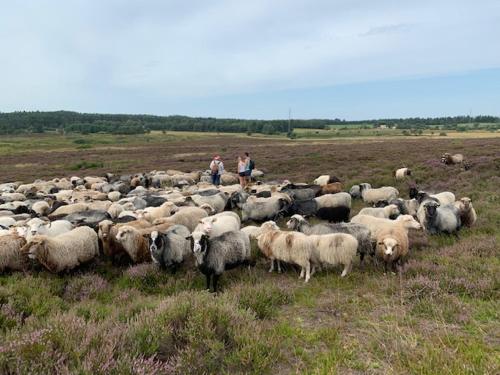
286 215 305 230
377 237 399 258
424 201 439 218
149 230 163 265
460 197 472 210
397 215 422 230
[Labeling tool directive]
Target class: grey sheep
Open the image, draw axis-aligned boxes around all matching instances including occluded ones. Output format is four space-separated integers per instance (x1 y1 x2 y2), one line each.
188 230 251 293
422 201 461 235
149 225 192 271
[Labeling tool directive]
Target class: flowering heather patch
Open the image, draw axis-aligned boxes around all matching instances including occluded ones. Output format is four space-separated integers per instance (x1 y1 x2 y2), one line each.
125 263 160 278
445 277 495 299
63 274 109 302
405 275 442 300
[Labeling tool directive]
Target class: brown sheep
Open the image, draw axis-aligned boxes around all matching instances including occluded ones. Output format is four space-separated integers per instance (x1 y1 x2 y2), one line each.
319 182 343 195
0 234 28 272
454 197 477 227
375 227 409 274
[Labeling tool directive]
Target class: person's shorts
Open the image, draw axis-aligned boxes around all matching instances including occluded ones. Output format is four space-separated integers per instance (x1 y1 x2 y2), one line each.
244 170 252 177
239 172 246 177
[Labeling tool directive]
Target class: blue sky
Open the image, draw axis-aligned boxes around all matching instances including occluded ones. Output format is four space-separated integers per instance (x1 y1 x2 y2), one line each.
1 0 499 120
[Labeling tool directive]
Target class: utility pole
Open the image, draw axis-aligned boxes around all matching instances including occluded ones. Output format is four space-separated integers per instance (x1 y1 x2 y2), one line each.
288 108 291 134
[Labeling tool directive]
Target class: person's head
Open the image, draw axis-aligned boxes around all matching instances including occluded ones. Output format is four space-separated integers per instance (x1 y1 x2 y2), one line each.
214 155 221 161
245 152 249 158
237 156 242 162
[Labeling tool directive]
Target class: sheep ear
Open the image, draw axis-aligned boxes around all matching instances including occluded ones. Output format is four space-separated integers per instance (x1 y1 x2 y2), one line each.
185 236 192 240
377 241 384 246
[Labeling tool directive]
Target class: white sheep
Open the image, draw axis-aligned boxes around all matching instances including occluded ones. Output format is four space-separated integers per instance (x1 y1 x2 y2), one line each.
394 168 411 180
357 204 400 219
375 227 409 274
194 212 240 237
241 225 262 239
26 218 74 240
24 226 99 273
351 214 421 242
137 201 178 222
153 206 209 232
360 185 399 205
107 203 124 219
31 201 50 216
108 191 121 202
257 221 313 282
308 233 358 277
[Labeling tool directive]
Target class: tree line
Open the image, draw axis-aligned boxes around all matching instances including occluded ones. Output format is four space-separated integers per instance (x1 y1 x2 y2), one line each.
0 111 498 135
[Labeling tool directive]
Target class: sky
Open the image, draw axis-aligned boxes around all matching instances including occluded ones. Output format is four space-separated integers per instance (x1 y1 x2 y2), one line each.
1 0 499 120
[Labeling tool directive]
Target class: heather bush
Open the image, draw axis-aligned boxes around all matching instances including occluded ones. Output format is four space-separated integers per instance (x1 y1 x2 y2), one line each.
63 274 109 302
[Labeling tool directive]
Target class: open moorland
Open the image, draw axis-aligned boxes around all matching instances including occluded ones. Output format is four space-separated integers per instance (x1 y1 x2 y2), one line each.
0 133 499 374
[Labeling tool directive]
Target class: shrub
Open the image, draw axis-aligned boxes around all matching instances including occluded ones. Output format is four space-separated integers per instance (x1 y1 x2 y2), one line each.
439 132 447 136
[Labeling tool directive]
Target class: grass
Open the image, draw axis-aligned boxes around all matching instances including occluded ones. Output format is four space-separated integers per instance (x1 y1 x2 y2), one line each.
0 133 499 373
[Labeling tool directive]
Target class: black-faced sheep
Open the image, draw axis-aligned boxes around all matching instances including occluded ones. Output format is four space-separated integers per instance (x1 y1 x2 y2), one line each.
394 168 411 180
313 175 341 186
257 221 313 282
421 201 461 235
441 153 464 165
149 225 192 271
188 230 251 293
23 226 99 273
454 197 477 227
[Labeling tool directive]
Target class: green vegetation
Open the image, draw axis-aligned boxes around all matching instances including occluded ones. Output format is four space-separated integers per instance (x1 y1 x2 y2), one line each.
0 110 498 135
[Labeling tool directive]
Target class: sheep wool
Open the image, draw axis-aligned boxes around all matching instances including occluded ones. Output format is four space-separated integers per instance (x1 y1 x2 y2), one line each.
309 233 358 277
0 234 28 272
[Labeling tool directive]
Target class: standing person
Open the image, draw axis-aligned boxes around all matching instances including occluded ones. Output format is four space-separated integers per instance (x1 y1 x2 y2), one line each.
209 155 224 186
237 156 247 187
244 152 254 184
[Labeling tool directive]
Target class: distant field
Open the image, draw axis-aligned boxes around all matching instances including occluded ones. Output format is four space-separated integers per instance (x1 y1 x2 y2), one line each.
0 133 499 373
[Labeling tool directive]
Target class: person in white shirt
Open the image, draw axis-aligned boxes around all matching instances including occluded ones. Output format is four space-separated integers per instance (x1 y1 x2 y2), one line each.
209 155 224 185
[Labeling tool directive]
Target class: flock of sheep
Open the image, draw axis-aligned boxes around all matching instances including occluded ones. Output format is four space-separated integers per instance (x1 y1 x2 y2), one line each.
0 152 476 292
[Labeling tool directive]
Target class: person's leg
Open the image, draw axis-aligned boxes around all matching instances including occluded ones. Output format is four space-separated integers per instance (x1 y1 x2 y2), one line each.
211 174 217 185
215 174 221 185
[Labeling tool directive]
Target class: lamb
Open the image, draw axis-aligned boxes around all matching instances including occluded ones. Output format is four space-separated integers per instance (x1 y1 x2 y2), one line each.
375 227 409 274
188 230 251 293
313 175 341 186
360 185 399 205
137 201 178 222
454 197 477 227
286 214 373 264
194 212 240 237
153 206 209 232
26 218 74 239
394 168 412 180
351 214 422 242
314 192 351 222
0 234 28 272
149 225 191 271
308 233 358 277
357 204 400 219
257 221 313 282
23 226 99 273
319 182 343 195
241 195 291 222
421 201 461 235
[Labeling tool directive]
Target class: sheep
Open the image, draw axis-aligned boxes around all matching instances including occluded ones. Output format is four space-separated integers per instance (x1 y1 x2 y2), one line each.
286 214 373 264
360 185 399 205
98 219 151 259
314 192 351 222
149 225 191 271
194 212 240 237
137 201 178 222
319 182 343 195
387 198 419 217
415 191 455 224
280 184 321 200
454 197 477 228
49 202 89 218
286 199 318 217
107 203 124 219
375 227 409 274
394 168 412 180
257 221 313 282
308 233 358 277
441 153 464 165
26 218 73 239
153 206 209 232
0 234 28 272
241 195 291 222
23 226 99 273
357 204 400 219
108 191 121 202
421 201 461 235
313 175 341 186
188 230 251 293
31 200 51 217
115 225 153 263
185 193 228 213
241 225 262 239
349 183 371 199
0 217 16 228
351 214 422 242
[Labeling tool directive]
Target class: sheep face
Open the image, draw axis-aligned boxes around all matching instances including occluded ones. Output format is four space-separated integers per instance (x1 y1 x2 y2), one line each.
378 237 399 258
115 227 133 243
286 215 305 230
460 197 472 210
260 221 280 234
24 238 47 261
149 231 163 264
424 201 440 218
387 204 400 218
409 187 418 199
98 220 113 240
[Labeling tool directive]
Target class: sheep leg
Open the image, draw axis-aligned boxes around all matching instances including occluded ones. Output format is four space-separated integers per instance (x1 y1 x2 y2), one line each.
277 260 282 273
304 262 311 283
299 268 304 279
205 274 211 291
384 261 389 275
341 262 352 277
269 259 275 272
213 274 220 294
359 253 365 268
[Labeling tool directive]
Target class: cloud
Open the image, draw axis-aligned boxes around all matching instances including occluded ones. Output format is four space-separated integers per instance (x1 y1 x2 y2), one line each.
0 0 499 115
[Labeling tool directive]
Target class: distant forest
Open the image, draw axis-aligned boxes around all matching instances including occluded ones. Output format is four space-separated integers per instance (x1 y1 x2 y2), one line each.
0 111 498 135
